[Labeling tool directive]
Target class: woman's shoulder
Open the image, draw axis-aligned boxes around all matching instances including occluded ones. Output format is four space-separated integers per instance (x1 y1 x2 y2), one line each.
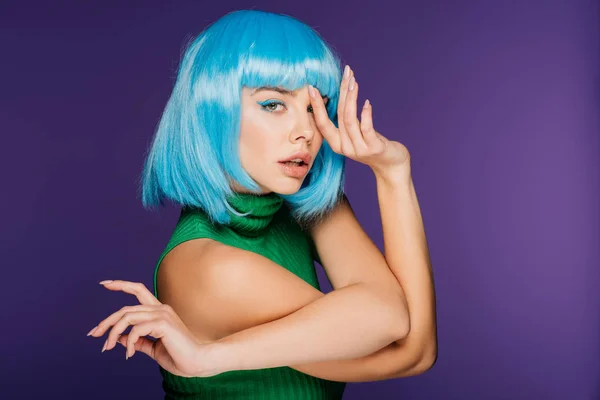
161 237 224 267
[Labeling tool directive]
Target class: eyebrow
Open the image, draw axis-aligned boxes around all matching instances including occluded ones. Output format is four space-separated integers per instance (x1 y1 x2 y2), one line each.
252 86 329 102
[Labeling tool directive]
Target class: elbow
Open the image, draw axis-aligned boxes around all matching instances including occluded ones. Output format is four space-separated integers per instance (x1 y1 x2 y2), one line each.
413 351 437 375
394 347 437 378
411 342 438 375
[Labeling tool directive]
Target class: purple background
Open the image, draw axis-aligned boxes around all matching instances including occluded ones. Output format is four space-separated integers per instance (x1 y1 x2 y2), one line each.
2 1 598 399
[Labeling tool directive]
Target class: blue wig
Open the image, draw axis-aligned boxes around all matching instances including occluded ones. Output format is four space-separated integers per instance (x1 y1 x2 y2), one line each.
139 9 346 227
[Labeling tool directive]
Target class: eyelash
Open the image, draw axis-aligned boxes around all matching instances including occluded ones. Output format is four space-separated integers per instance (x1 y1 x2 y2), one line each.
258 100 316 114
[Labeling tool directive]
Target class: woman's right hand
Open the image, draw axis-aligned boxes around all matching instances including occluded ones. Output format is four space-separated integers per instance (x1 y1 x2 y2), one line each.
87 280 220 378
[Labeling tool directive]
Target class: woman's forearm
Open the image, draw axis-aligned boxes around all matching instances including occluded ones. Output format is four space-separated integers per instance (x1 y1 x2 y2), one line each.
284 167 438 381
373 163 438 370
204 283 408 374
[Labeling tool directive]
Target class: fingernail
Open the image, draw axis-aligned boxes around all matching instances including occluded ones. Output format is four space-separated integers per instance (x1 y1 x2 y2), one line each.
99 280 113 285
87 326 98 336
344 65 350 79
349 76 356 91
308 85 316 99
102 340 108 353
364 99 370 108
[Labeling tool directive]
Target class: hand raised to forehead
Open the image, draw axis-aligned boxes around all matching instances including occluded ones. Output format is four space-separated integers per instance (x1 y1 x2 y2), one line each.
308 65 411 175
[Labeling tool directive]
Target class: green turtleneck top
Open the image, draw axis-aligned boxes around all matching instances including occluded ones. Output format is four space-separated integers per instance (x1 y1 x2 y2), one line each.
152 192 347 399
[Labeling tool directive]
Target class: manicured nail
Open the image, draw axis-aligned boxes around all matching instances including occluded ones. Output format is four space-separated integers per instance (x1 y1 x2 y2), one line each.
344 65 350 79
308 85 316 98
87 326 98 336
349 76 356 91
102 340 108 353
99 280 113 285
364 99 370 108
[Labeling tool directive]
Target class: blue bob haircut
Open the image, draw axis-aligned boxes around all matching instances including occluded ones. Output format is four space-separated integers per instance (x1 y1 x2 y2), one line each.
139 9 346 228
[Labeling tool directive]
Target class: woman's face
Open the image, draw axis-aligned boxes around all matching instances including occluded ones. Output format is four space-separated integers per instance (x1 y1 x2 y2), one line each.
233 85 329 195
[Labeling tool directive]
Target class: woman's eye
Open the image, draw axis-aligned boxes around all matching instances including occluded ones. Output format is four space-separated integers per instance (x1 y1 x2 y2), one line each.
258 100 316 114
259 100 285 113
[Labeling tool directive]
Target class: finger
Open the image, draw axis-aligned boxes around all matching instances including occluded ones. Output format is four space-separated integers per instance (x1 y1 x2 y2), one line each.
125 320 199 378
105 310 164 351
343 77 368 155
336 66 352 147
126 322 161 360
119 332 158 361
360 99 379 144
100 280 161 306
309 85 341 152
338 69 356 155
90 304 158 337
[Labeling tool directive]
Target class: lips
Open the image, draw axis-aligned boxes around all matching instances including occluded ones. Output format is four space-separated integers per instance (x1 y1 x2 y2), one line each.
279 151 312 165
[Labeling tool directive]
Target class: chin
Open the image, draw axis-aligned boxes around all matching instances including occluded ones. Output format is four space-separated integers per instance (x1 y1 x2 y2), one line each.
274 187 301 195
264 177 306 195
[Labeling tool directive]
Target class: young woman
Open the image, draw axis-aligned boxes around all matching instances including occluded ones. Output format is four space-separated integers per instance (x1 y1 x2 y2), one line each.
87 9 437 399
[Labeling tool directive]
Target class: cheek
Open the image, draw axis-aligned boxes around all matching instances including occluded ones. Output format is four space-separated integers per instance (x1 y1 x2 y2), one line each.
239 126 273 164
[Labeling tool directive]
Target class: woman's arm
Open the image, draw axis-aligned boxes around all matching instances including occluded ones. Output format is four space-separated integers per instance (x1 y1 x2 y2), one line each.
158 240 409 377
285 166 437 381
374 164 438 371
207 281 408 374
204 168 437 379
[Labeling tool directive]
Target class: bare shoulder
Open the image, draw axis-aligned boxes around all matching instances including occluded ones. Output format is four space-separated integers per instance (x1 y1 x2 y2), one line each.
160 238 219 271
156 237 324 341
157 238 250 310
309 193 401 294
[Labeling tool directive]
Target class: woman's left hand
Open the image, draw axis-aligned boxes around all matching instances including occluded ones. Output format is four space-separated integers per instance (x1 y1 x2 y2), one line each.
308 66 411 175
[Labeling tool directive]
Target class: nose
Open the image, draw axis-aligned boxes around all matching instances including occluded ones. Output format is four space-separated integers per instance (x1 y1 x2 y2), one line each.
291 128 314 145
291 114 316 144
290 86 318 145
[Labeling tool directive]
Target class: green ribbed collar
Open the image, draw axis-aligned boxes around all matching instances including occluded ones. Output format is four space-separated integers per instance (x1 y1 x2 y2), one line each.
225 192 284 237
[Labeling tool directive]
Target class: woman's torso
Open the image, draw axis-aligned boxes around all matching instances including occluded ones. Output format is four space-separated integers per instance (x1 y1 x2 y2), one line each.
152 204 347 399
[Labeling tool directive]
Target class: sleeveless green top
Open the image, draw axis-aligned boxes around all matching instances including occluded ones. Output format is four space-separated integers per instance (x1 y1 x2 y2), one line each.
153 192 347 399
